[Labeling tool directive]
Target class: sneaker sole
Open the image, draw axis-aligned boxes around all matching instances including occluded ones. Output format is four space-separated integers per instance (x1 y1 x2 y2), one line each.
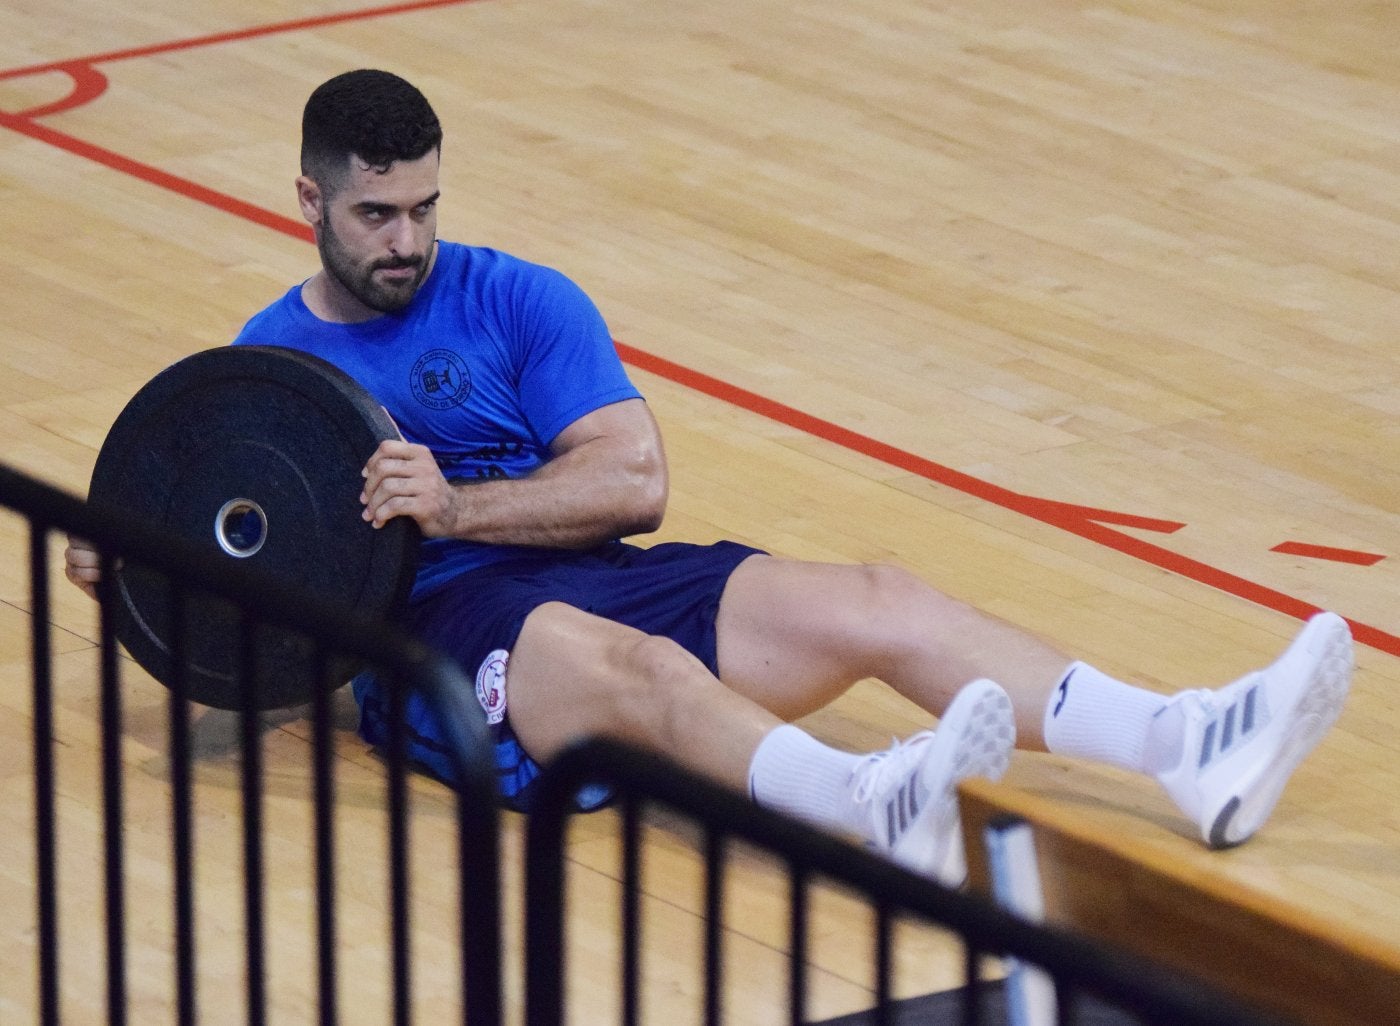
891 679 1016 882
1207 612 1354 849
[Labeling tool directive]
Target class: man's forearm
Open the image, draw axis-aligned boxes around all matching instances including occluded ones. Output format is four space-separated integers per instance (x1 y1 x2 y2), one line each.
441 439 667 548
361 399 669 546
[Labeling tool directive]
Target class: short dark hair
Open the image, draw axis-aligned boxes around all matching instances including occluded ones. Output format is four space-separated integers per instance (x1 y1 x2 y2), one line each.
301 69 442 191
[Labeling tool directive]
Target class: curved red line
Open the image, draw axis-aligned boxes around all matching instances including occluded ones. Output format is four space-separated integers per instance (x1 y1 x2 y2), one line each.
11 62 109 118
0 0 479 81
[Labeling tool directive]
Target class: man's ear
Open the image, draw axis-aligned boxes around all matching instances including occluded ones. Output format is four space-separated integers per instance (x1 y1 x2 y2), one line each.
295 176 323 226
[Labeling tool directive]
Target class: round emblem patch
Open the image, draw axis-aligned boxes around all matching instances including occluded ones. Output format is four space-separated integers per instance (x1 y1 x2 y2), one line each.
410 348 471 410
475 649 509 725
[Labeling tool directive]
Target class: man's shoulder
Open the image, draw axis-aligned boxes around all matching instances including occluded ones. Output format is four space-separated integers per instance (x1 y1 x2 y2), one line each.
438 242 594 318
441 242 570 286
231 284 305 345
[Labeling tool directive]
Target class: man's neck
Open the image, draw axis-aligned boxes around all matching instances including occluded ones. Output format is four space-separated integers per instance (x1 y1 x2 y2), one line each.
301 243 439 324
300 272 379 324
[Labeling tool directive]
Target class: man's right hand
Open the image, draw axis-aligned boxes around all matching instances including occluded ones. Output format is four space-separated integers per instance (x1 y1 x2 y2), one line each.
360 438 459 536
64 536 101 601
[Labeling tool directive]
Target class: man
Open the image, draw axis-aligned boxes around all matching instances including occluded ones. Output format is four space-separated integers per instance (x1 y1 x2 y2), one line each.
66 69 1354 884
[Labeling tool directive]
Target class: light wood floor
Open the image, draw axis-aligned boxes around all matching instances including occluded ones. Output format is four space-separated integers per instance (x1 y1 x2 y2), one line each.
4 1 1400 1022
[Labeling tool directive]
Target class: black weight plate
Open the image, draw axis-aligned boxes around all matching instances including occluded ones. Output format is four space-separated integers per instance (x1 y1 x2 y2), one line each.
88 345 420 710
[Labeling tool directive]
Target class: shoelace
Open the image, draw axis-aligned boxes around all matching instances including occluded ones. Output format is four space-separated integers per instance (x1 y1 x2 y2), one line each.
849 733 933 803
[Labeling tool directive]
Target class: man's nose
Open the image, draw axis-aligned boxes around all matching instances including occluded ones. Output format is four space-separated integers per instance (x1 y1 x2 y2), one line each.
386 214 416 255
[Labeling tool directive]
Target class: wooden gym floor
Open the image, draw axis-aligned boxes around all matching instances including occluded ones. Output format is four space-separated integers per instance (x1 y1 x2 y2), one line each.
3 0 1400 1022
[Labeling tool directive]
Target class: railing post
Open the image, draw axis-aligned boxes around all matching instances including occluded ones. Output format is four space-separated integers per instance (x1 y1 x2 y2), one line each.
29 522 59 1026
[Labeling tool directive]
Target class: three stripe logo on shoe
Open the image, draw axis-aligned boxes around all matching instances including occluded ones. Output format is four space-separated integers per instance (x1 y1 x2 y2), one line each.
885 782 922 841
1198 684 1262 770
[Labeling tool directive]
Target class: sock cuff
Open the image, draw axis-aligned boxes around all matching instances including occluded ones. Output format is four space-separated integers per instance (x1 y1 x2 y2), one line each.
748 723 801 800
1043 661 1168 773
748 724 863 832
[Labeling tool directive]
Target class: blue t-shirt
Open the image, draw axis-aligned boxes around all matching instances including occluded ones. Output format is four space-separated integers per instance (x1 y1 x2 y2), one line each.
232 242 643 598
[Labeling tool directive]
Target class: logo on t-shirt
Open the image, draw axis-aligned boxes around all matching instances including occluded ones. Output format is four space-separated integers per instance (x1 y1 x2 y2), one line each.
410 348 472 410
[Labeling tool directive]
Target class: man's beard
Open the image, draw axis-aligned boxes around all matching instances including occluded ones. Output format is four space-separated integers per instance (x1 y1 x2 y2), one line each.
318 213 431 314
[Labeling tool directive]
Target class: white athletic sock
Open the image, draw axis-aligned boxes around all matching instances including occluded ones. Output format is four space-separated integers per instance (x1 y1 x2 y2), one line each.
1042 662 1169 774
748 724 865 835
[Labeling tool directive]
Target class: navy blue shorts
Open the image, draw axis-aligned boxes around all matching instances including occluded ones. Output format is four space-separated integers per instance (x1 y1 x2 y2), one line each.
354 539 764 810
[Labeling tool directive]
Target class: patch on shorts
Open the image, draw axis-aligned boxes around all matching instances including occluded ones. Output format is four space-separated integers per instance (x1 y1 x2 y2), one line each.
475 649 509 725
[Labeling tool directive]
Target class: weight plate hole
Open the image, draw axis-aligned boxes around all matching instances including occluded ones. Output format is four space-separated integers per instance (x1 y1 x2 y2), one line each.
215 498 267 558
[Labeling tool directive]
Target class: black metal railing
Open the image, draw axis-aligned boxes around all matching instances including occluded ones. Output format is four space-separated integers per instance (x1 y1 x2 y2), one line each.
6 449 1309 1026
525 738 1297 1026
3 462 500 1026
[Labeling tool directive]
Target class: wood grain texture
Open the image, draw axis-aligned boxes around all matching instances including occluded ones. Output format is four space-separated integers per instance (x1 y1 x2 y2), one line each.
4 0 1400 1021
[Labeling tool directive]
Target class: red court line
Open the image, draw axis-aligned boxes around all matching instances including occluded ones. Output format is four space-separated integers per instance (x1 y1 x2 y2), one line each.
1272 541 1386 567
0 0 479 82
0 112 313 240
3 4 1397 660
619 343 1397 658
8 61 109 118
617 343 1187 535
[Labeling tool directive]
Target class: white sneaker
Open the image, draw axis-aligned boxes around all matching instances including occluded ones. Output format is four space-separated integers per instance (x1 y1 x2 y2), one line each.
1156 611 1354 849
851 678 1016 884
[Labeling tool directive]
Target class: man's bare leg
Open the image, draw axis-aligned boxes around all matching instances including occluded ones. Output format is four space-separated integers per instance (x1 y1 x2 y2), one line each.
504 601 777 792
714 556 1068 747
501 598 1014 881
714 555 1356 848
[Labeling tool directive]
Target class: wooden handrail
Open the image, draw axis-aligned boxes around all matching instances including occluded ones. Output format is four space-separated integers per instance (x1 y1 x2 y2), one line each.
960 778 1400 1026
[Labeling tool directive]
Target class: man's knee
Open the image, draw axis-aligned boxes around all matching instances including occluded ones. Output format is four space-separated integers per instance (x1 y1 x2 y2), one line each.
601 632 718 743
853 561 919 601
520 603 700 694
843 562 955 627
509 605 714 752
830 562 983 677
615 631 701 686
